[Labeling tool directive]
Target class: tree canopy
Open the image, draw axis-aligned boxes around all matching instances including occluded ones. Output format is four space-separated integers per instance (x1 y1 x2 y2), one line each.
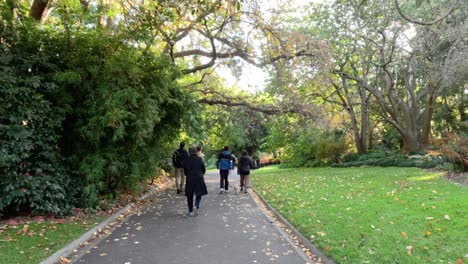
0 0 466 217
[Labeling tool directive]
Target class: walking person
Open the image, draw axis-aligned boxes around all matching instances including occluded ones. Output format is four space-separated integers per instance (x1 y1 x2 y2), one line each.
216 146 235 193
184 146 208 216
172 142 189 194
196 145 205 161
237 150 255 193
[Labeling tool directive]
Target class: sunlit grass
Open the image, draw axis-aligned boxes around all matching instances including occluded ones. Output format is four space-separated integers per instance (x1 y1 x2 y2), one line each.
251 166 467 263
0 216 106 264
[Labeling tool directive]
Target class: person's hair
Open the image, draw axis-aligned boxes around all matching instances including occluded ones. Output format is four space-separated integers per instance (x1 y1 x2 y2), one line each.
241 150 248 156
179 142 185 148
223 146 229 151
196 146 201 152
188 146 197 156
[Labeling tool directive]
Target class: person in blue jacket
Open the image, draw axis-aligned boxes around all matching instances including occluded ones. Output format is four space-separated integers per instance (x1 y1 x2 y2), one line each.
216 146 235 193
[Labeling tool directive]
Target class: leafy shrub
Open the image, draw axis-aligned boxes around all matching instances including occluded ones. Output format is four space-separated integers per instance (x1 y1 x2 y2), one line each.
332 153 442 169
0 21 74 216
431 132 468 171
316 136 348 163
277 128 348 168
0 7 194 216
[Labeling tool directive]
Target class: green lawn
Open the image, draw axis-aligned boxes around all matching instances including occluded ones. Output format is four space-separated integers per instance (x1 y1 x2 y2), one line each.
251 166 467 263
0 216 106 264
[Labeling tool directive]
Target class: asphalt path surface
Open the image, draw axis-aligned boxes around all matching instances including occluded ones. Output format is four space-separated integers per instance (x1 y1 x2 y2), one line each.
74 171 309 264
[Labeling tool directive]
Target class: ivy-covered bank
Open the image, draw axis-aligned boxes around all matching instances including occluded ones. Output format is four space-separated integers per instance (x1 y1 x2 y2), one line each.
0 12 194 217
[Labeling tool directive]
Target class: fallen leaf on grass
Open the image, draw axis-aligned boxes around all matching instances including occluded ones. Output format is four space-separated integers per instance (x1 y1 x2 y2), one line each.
424 231 432 237
401 232 408 238
317 231 326 237
17 224 29 235
0 235 16 242
39 227 46 237
406 245 413 255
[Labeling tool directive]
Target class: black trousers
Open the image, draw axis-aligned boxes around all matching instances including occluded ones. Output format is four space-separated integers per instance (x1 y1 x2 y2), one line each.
219 170 229 190
187 194 202 213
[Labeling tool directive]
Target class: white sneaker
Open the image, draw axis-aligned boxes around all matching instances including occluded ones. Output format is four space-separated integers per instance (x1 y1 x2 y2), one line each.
220 188 224 194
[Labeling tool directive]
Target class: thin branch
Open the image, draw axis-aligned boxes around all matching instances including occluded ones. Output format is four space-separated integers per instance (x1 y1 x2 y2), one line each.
183 70 215 88
181 26 217 74
394 0 458 26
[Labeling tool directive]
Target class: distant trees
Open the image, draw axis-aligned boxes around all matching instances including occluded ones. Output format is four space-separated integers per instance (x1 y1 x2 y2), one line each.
286 0 467 154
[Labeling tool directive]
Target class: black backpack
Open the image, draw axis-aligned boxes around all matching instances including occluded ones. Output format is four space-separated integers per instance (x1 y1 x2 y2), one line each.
172 149 187 168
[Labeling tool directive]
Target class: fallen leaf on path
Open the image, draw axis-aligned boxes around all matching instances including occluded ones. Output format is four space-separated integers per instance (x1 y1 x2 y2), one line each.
60 256 71 263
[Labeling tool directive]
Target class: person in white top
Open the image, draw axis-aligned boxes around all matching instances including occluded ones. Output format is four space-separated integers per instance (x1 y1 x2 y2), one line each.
196 145 205 161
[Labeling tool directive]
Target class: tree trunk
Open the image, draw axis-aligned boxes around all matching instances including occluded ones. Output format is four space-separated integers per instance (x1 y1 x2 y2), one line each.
30 0 49 21
421 90 436 145
359 87 368 154
459 93 467 123
401 131 421 153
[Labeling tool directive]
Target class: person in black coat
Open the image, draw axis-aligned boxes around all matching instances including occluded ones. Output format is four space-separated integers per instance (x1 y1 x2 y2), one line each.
237 150 255 193
184 146 208 216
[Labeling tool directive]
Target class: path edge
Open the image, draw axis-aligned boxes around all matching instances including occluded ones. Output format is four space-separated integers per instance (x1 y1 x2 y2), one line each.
39 189 157 264
251 187 336 264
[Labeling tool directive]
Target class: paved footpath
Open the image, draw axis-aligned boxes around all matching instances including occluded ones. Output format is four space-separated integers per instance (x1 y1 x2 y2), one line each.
74 172 310 264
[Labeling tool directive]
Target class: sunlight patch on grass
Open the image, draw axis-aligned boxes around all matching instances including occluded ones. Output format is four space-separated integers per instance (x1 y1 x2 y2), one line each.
408 172 443 181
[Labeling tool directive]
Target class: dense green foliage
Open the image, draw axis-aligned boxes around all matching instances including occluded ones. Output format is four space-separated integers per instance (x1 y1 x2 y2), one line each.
0 20 76 215
263 116 349 167
0 7 194 216
252 166 467 263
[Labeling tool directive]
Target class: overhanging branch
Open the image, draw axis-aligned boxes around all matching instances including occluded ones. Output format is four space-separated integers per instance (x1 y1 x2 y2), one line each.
394 0 458 26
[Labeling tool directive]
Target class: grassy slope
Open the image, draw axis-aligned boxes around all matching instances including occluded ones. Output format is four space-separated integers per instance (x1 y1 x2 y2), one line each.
251 166 467 263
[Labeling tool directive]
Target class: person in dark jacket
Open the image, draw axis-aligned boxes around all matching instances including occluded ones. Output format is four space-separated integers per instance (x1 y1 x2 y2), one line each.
237 150 255 193
172 142 189 194
184 146 208 216
216 146 235 194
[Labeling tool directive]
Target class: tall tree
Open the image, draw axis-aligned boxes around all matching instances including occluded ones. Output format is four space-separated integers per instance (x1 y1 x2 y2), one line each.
305 0 466 153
